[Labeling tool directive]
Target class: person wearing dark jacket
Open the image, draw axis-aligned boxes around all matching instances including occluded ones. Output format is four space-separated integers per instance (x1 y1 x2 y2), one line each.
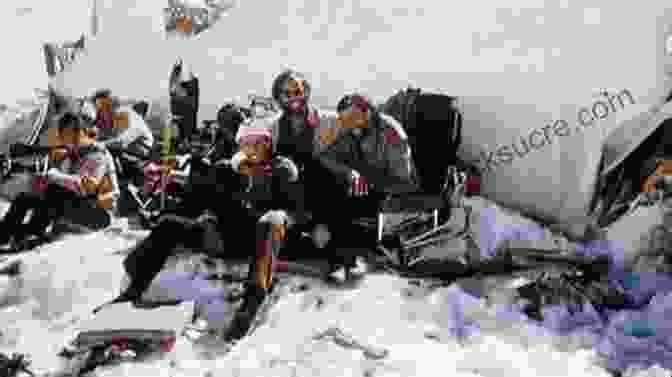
269 70 339 164
109 121 304 334
313 93 418 273
267 70 349 261
169 59 199 147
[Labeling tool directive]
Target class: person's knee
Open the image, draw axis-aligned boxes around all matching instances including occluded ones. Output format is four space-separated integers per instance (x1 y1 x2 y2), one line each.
258 210 287 226
258 210 289 241
311 223 331 249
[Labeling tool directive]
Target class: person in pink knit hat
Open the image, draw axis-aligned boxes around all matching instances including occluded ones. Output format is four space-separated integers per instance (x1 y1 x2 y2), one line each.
112 118 305 340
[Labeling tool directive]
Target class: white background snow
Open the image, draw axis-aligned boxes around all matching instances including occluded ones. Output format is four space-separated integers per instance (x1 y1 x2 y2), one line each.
0 1 671 376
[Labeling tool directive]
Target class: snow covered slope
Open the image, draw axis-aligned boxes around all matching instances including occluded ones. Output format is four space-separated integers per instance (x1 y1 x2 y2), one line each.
0 197 668 377
0 238 619 377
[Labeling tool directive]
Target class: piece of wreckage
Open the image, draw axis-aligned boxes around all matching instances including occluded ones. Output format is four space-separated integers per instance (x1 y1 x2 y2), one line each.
590 100 672 228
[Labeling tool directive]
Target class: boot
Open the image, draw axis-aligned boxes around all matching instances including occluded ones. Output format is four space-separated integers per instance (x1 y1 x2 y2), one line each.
240 284 268 315
0 223 14 253
225 284 267 341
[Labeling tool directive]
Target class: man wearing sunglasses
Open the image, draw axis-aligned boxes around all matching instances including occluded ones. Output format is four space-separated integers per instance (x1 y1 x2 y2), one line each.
268 70 342 256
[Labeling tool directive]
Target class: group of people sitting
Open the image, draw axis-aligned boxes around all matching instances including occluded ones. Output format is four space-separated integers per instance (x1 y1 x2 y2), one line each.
121 69 419 328
0 69 421 333
0 88 155 249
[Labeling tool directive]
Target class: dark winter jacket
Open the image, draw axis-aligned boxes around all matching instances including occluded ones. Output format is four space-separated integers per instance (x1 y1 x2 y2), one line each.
318 112 417 192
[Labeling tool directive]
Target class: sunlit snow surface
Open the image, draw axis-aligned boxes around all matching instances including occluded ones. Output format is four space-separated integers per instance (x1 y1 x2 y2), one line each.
0 238 608 377
0 196 666 377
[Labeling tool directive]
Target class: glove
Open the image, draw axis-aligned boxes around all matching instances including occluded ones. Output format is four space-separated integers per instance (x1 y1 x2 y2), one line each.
80 175 102 195
348 170 369 197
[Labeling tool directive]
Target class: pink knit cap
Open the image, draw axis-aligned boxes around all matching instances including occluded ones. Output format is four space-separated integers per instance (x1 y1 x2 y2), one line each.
235 123 273 145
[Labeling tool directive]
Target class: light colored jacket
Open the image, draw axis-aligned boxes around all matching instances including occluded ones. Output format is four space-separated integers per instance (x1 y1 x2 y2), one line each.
97 105 154 149
47 142 120 212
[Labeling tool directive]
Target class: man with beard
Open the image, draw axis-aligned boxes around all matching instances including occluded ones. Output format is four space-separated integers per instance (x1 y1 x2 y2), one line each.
267 70 344 266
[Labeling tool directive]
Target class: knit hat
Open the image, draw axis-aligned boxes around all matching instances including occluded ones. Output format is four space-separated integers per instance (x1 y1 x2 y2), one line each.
336 94 373 113
57 112 92 130
235 121 273 145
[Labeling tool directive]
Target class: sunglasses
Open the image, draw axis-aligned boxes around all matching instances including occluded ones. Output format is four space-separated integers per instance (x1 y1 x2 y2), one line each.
337 95 370 113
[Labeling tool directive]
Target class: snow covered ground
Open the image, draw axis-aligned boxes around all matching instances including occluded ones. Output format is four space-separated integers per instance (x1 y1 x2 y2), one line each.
0 197 669 377
0 230 616 377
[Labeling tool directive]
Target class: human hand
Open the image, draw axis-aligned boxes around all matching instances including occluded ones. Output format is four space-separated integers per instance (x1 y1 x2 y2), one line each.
231 151 256 176
348 170 369 197
80 175 102 194
96 192 115 210
49 147 68 161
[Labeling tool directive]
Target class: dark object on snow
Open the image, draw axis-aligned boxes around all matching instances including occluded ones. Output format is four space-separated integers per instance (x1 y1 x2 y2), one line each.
0 352 34 377
517 267 629 321
380 87 462 186
59 330 175 376
224 284 269 341
366 88 466 269
131 101 150 119
169 59 199 144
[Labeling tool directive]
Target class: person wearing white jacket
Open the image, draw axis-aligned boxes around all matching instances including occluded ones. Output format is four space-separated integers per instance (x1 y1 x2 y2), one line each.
0 113 119 250
90 89 155 156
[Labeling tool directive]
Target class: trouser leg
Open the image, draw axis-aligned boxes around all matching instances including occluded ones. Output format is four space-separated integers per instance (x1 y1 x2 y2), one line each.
251 211 288 292
122 216 203 300
0 191 47 243
62 198 112 230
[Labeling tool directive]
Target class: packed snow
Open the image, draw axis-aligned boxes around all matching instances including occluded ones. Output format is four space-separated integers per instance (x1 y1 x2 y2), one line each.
0 198 669 377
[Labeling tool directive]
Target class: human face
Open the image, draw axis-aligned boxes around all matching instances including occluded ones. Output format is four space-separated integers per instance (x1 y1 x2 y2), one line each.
285 78 305 99
175 15 194 35
284 78 306 112
239 139 272 163
95 96 113 114
337 108 369 131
